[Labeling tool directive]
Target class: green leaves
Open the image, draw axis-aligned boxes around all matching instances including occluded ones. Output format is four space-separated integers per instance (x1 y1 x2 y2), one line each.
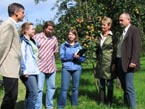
34 0 145 58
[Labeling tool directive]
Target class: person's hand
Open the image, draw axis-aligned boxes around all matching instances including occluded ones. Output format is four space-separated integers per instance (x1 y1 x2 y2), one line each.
24 74 28 78
129 63 136 68
73 52 80 59
111 64 116 73
111 64 117 79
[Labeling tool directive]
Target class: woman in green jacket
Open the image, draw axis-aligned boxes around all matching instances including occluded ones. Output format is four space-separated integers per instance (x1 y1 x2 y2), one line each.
95 16 116 106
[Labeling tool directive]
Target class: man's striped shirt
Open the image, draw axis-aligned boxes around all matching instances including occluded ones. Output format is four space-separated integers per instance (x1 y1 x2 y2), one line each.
33 32 58 73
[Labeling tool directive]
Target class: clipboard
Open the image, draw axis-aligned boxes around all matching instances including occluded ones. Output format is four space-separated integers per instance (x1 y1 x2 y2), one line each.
77 48 87 56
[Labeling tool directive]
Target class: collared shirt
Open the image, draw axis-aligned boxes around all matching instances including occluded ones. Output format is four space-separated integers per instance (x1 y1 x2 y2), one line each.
117 24 131 58
29 40 39 61
122 24 131 40
100 31 113 47
9 17 19 29
33 32 58 73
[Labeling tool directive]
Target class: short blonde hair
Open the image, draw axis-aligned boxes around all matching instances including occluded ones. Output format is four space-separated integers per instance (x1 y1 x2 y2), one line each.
101 16 112 27
19 22 33 35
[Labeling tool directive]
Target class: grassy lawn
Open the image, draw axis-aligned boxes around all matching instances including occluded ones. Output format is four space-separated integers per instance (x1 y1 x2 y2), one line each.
0 57 145 109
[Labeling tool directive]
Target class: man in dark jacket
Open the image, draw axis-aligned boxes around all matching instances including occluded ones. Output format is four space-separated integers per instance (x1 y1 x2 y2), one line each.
116 12 141 109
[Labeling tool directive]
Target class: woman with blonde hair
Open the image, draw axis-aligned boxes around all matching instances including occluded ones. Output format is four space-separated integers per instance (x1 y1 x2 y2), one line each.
19 22 39 109
95 16 116 106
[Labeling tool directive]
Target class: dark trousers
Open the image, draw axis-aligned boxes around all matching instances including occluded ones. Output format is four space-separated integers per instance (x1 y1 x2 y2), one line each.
1 77 18 109
98 78 114 104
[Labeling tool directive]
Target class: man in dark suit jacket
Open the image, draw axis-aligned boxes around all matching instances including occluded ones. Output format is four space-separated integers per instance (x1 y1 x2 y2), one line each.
116 12 141 109
0 3 25 109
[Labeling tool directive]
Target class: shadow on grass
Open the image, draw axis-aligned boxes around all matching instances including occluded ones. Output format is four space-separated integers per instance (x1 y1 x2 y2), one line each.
15 100 24 109
54 67 100 105
14 67 130 109
112 96 128 108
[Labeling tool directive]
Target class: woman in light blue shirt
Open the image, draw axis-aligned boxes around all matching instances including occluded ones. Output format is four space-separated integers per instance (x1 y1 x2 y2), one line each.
19 22 39 109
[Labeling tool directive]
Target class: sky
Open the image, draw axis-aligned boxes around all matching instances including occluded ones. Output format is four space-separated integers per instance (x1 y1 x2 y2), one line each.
0 0 58 25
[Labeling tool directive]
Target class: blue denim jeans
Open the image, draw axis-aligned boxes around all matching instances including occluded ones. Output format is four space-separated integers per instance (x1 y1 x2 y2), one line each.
20 75 38 109
35 72 56 109
117 58 136 108
58 69 82 108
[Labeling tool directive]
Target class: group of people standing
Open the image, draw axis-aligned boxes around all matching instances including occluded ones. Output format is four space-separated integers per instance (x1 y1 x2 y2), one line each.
0 2 141 109
95 13 141 109
0 2 85 109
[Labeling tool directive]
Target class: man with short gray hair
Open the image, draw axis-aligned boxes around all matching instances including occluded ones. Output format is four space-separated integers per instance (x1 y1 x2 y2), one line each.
116 12 141 109
0 3 25 109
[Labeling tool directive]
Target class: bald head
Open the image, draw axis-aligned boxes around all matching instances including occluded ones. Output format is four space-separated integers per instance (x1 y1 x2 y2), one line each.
119 12 131 28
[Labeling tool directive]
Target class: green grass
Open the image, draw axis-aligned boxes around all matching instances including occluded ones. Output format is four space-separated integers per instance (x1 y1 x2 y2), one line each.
0 57 145 109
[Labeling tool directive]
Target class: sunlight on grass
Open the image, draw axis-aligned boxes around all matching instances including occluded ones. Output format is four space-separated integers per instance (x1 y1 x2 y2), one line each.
0 57 145 109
